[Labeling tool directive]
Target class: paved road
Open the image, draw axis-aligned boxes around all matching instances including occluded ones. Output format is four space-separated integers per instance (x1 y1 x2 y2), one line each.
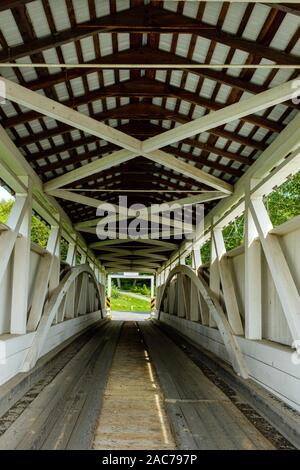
118 290 150 301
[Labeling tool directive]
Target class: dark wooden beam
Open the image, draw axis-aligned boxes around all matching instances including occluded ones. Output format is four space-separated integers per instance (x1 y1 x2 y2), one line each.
73 176 197 194
165 144 248 167
0 0 34 11
11 104 266 151
265 3 300 17
25 47 297 107
34 144 118 174
55 141 246 171
3 77 284 133
36 150 123 175
4 101 270 151
28 138 115 162
49 151 241 191
35 142 241 179
61 160 211 191
15 123 72 147
0 5 298 65
27 121 250 166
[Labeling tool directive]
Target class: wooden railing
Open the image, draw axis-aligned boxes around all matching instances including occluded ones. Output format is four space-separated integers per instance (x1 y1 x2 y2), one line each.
22 265 105 372
157 264 248 379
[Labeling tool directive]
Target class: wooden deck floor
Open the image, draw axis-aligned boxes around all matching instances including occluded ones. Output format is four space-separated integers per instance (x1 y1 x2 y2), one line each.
139 321 275 450
0 319 285 450
0 321 122 450
93 322 176 450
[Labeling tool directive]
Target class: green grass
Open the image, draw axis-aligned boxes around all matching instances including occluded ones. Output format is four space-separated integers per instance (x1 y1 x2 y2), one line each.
111 293 150 312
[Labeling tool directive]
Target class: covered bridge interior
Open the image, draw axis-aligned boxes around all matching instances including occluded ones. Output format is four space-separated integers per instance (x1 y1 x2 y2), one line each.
0 0 299 451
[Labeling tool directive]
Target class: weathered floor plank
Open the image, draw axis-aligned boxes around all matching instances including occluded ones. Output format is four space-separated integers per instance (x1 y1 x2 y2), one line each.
93 322 176 450
139 321 274 450
0 321 122 450
43 321 122 450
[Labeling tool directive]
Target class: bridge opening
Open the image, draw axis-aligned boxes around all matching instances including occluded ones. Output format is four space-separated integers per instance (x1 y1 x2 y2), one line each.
107 272 154 316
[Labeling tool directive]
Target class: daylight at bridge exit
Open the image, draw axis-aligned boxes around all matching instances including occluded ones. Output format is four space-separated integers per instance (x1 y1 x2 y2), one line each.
0 0 299 459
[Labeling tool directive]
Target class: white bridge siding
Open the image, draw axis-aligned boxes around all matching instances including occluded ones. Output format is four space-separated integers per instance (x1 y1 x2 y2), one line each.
0 244 44 335
160 312 300 413
0 311 102 386
158 216 300 413
0 233 105 385
230 219 300 347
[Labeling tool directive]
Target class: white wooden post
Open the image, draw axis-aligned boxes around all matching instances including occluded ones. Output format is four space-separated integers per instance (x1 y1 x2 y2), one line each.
0 190 31 285
65 238 77 318
179 250 186 265
77 273 88 315
48 218 61 326
209 231 219 327
190 280 200 322
150 276 155 299
10 177 33 334
65 285 76 319
189 241 201 322
27 222 61 331
212 227 244 335
80 251 87 264
107 275 112 297
180 250 191 319
250 196 300 341
48 222 61 295
157 273 162 307
74 274 84 317
245 180 262 339
66 240 76 267
192 241 202 271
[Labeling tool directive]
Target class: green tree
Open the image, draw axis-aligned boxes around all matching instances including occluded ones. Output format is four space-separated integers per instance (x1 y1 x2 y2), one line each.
30 213 50 248
0 200 13 224
199 171 300 263
223 215 244 251
201 240 211 265
265 172 300 226
0 200 49 248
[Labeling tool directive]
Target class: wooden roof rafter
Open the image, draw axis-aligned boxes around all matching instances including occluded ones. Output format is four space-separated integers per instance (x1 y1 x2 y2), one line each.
0 0 299 269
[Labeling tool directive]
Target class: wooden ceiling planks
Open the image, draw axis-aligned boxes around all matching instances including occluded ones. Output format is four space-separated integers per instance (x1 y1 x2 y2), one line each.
0 0 298 227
